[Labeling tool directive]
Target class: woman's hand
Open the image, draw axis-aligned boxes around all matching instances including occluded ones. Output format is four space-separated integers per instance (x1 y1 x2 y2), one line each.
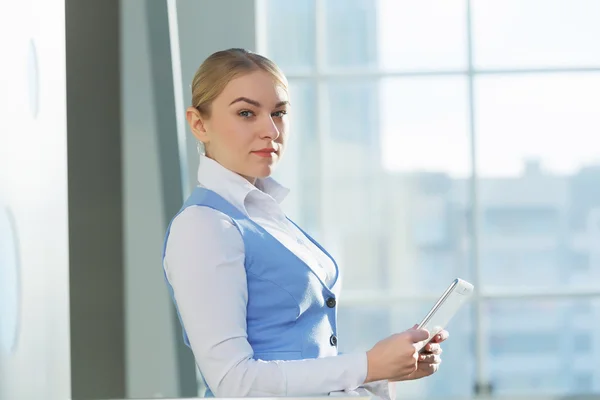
397 329 449 381
364 327 430 383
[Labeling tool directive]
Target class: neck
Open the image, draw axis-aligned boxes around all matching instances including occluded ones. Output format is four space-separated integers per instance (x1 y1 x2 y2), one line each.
242 175 257 185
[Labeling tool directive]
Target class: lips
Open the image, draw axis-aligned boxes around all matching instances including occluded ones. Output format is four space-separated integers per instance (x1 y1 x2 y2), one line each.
252 148 277 158
252 147 277 156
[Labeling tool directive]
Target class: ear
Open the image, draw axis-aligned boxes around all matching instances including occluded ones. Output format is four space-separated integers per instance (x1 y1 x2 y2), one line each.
186 106 209 144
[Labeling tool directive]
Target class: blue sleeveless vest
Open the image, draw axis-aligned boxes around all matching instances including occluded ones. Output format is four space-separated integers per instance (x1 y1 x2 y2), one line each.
162 187 342 395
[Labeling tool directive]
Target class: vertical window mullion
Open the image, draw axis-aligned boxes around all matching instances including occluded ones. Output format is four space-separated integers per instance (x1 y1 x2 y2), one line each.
315 0 327 239
466 0 491 396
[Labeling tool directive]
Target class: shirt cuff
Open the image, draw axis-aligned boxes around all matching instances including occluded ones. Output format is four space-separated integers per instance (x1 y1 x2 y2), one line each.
361 380 396 400
329 352 395 400
329 380 394 400
324 352 368 396
340 351 369 390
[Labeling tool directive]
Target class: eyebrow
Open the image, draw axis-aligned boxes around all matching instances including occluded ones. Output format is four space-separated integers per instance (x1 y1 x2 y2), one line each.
229 97 290 108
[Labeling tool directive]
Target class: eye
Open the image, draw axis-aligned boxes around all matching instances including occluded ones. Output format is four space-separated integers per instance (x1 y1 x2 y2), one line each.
238 110 255 118
272 110 288 118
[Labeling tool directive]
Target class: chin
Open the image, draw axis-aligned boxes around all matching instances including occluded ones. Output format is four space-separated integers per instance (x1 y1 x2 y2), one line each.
251 160 278 179
242 156 279 180
254 165 274 179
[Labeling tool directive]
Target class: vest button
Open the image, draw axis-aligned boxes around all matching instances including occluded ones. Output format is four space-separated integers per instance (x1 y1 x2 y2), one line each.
326 297 336 308
329 334 337 347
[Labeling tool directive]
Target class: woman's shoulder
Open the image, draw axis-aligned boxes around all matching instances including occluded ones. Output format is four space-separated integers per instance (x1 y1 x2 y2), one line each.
170 205 237 236
165 205 245 264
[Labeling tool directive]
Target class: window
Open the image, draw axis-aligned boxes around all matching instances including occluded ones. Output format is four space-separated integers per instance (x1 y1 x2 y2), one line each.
337 303 475 398
572 333 592 353
260 0 600 398
571 373 593 393
472 0 600 69
323 0 378 69
263 0 315 72
483 207 560 235
486 299 600 396
490 332 560 355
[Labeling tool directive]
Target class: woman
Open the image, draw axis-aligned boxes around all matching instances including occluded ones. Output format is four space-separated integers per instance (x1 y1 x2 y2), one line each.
162 48 448 398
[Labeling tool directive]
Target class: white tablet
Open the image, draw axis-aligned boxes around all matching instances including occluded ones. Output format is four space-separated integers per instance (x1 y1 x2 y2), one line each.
416 278 474 352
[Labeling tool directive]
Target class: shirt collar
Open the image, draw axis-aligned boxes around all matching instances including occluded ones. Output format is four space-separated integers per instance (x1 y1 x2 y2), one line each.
196 154 290 214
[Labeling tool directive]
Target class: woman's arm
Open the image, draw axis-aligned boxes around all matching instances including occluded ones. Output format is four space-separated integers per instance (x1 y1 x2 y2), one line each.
164 206 368 397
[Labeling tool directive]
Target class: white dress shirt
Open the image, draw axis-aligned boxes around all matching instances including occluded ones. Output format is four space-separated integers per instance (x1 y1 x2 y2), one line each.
163 155 394 398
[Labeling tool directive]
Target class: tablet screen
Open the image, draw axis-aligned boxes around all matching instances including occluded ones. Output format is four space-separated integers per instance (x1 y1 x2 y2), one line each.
416 278 474 351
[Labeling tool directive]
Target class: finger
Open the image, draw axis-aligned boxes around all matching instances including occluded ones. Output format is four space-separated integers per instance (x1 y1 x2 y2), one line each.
418 354 442 364
407 328 430 343
432 330 449 343
424 343 443 354
418 363 441 376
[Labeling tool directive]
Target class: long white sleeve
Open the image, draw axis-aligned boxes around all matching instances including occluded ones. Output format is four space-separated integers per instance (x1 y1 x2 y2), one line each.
163 206 369 397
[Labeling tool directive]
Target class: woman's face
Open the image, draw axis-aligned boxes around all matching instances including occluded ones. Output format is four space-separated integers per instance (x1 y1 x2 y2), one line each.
187 70 290 183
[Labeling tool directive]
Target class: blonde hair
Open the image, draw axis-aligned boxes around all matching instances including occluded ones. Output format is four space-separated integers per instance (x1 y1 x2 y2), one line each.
191 48 288 117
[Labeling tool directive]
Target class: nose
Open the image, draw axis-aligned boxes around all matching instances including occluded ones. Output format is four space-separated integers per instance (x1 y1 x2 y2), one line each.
261 115 280 140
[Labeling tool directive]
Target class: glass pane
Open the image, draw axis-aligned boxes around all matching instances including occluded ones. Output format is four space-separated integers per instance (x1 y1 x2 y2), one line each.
273 80 319 233
381 77 471 177
475 74 600 288
377 0 467 71
381 77 472 290
321 77 472 292
338 303 474 398
321 79 384 290
472 0 600 69
323 0 378 69
486 299 600 396
264 0 315 73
